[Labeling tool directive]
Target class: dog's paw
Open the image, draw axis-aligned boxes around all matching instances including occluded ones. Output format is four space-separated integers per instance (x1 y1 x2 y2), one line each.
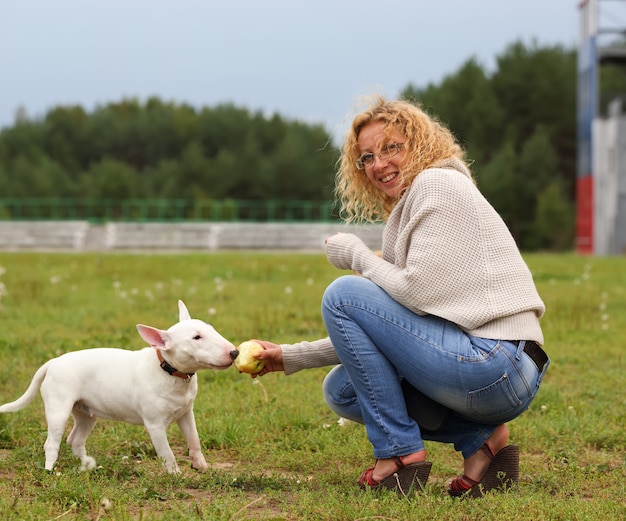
80 457 96 471
192 460 209 473
164 461 181 474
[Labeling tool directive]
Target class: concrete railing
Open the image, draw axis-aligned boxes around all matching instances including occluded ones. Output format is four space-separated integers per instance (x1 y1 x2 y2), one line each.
0 221 383 252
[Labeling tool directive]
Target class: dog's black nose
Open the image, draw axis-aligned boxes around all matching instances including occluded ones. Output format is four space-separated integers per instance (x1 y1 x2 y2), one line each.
229 350 239 360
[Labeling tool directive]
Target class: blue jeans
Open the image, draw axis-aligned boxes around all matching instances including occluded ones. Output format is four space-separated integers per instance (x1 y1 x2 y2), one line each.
321 276 549 459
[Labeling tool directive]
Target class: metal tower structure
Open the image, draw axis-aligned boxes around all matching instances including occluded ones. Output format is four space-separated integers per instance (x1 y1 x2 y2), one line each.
577 0 626 254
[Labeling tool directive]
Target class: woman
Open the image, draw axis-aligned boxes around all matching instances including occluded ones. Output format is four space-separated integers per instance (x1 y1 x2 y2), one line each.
251 96 549 497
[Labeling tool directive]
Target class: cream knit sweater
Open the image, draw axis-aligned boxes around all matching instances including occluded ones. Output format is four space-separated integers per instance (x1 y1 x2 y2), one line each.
281 158 545 375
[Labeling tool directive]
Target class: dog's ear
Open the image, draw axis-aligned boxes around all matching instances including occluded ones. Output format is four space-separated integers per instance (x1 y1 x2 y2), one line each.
136 324 169 350
178 300 191 322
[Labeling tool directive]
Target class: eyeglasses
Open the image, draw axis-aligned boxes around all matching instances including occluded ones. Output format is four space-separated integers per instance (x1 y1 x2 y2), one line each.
355 142 405 170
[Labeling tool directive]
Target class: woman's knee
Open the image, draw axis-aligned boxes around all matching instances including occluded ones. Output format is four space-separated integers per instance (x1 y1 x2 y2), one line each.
322 275 375 309
322 365 362 422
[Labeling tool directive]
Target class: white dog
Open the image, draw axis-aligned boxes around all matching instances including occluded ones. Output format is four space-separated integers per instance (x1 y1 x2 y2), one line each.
0 300 238 474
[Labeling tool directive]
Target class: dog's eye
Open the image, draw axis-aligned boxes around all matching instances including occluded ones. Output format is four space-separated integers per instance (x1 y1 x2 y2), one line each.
193 334 202 340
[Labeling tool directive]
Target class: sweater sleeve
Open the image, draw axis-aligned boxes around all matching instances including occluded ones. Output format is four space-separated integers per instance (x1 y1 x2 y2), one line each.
280 337 339 375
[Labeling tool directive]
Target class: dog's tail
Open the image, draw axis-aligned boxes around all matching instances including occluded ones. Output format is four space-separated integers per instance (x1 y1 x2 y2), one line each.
0 361 50 413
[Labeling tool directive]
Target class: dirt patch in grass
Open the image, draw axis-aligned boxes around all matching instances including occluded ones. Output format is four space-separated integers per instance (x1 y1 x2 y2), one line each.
0 449 17 480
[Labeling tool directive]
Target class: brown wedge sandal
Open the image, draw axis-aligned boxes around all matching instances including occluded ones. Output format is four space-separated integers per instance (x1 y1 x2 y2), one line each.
448 444 519 498
359 456 432 495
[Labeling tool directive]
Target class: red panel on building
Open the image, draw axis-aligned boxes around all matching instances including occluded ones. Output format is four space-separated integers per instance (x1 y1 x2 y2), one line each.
576 175 594 254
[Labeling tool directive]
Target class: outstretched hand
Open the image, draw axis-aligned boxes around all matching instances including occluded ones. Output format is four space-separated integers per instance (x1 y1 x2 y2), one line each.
248 339 284 378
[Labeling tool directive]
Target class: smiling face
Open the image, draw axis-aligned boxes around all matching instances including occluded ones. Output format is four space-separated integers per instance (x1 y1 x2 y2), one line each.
356 121 408 199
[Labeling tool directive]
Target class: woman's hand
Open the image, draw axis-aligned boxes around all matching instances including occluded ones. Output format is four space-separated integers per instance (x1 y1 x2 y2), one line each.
248 339 284 378
325 233 370 271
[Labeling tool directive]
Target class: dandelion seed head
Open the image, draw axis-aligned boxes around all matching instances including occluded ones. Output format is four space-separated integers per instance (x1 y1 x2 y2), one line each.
306 278 314 286
0 266 6 276
207 307 216 316
284 286 293 294
50 275 60 284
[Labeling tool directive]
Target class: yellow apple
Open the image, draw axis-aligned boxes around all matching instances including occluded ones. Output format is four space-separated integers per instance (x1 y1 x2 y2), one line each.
234 341 266 374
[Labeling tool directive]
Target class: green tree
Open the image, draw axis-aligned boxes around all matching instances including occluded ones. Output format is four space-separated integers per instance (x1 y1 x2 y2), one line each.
530 180 575 251
404 58 504 165
43 106 91 175
79 158 140 199
476 140 518 237
491 42 576 194
4 154 73 198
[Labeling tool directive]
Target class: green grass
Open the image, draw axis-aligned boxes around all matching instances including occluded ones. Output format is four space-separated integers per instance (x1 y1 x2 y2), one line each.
0 251 624 520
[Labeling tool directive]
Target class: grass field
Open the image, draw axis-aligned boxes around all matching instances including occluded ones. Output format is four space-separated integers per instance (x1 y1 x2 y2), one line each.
0 251 624 520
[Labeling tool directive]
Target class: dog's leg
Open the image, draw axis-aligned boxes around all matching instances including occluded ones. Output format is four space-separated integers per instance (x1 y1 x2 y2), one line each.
67 409 98 471
144 423 180 473
43 403 73 471
177 409 208 472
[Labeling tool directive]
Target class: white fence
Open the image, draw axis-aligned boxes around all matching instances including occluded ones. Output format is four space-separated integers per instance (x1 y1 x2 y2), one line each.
0 221 383 252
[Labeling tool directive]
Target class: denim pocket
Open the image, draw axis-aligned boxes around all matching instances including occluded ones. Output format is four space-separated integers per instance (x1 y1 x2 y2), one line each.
467 373 522 421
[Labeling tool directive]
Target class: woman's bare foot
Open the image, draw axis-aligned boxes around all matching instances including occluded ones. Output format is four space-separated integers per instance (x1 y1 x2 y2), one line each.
368 450 427 483
461 423 509 483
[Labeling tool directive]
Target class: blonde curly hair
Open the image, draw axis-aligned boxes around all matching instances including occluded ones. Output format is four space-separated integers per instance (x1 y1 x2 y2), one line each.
335 95 471 223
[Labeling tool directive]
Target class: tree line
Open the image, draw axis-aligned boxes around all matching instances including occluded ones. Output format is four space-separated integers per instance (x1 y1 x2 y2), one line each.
1 40 626 251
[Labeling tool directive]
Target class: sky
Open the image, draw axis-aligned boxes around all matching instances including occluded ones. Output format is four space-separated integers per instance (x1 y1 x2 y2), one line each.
0 0 601 142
